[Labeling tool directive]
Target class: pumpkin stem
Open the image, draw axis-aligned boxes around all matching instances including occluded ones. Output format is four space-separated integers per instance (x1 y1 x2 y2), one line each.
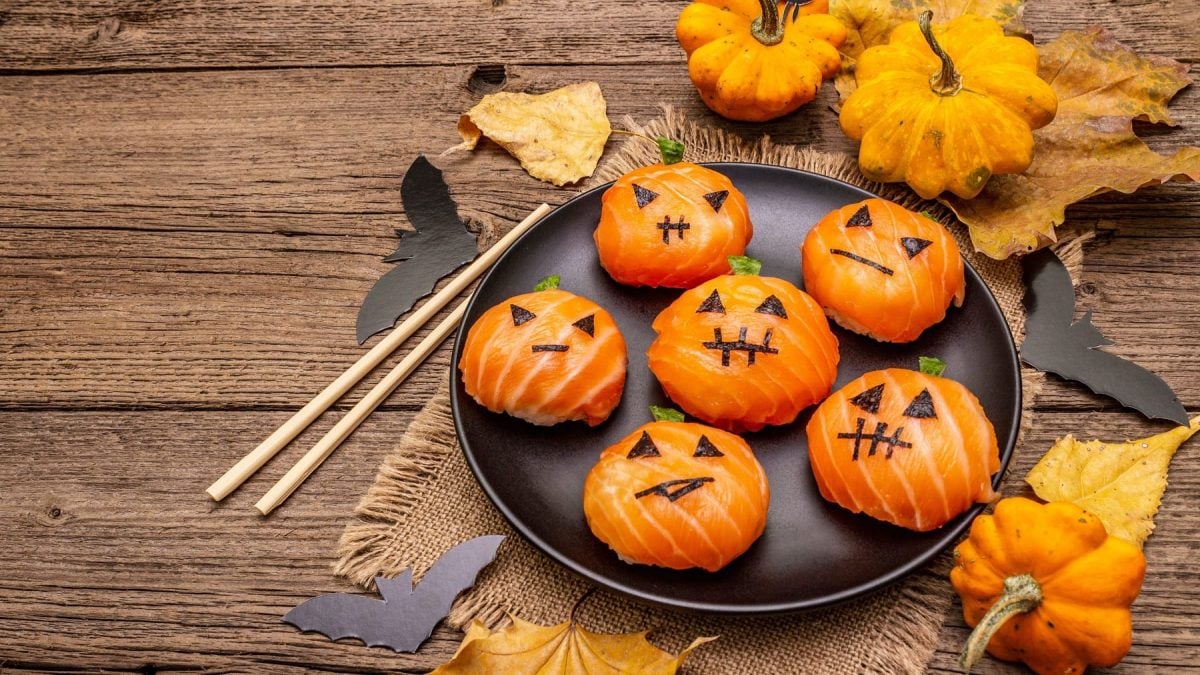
918 11 962 97
960 574 1043 673
751 0 784 46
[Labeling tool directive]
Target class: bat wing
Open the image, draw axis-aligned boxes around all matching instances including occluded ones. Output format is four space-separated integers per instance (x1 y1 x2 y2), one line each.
355 155 478 343
389 535 505 651
1024 336 1188 426
1022 248 1080 338
282 592 396 647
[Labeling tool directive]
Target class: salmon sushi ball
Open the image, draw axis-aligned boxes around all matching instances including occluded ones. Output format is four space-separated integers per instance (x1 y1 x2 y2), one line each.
458 277 627 426
802 198 965 343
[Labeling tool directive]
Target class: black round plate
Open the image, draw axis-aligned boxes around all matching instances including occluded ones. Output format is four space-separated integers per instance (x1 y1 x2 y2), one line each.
450 163 1020 614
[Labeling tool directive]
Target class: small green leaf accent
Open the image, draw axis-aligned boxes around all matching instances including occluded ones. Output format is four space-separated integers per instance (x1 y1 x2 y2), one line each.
656 137 685 165
920 210 938 220
728 255 762 276
533 275 561 292
919 356 947 377
650 405 685 422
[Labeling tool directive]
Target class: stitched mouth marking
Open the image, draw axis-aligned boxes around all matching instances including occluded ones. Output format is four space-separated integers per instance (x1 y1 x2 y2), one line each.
703 327 778 366
837 417 912 460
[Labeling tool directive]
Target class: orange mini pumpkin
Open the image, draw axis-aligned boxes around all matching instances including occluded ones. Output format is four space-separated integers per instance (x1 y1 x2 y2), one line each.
583 417 770 572
458 277 627 426
802 198 965 343
647 262 839 432
594 162 752 288
676 0 846 122
806 366 999 531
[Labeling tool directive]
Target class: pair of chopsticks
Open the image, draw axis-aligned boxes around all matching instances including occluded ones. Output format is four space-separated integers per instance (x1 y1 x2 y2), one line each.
206 203 552 515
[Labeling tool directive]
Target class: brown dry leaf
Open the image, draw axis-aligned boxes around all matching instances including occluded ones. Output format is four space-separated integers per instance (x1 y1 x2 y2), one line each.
942 28 1200 259
1026 417 1200 547
830 0 1026 101
431 613 715 674
455 81 612 186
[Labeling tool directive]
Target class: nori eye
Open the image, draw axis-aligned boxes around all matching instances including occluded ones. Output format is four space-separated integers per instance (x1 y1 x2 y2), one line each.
510 304 536 326
627 431 661 459
849 384 884 414
704 190 729 212
901 237 933 259
754 294 788 319
572 314 595 337
847 204 872 228
903 389 937 419
633 184 659 209
693 435 724 457
696 289 725 314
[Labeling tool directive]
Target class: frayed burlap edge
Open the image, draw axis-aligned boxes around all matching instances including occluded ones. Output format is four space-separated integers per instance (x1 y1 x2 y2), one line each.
335 107 1091 674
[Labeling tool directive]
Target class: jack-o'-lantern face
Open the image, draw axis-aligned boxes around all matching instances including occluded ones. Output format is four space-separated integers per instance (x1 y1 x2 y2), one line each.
595 162 752 288
805 368 1001 531
582 420 770 571
646 274 839 432
458 285 628 427
801 198 966 343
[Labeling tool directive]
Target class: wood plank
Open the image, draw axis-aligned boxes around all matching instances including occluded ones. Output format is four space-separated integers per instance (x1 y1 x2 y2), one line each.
2 409 1196 671
0 408 456 672
0 0 1195 72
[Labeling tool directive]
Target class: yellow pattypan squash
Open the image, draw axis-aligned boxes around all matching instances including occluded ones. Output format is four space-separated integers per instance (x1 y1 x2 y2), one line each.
951 497 1146 674
840 11 1058 199
677 0 846 122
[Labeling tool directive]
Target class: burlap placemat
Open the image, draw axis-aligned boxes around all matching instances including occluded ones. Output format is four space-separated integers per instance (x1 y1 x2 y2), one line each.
335 109 1081 673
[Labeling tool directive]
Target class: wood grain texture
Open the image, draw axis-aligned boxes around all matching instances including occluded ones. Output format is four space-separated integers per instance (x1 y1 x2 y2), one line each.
1 0 1198 671
0 0 1195 72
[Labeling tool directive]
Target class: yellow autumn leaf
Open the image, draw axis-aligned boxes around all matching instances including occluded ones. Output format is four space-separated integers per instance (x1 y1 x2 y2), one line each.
830 0 1026 102
1026 417 1200 547
455 81 612 186
431 613 715 674
941 28 1200 258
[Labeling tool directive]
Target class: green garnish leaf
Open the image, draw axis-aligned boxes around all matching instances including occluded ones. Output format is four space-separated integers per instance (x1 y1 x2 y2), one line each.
533 274 561 292
656 137 685 165
650 405 685 423
919 356 947 377
728 255 762 276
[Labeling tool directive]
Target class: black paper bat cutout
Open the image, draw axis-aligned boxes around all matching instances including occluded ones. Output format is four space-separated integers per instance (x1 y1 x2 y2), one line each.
1021 248 1188 425
282 535 504 652
355 154 479 343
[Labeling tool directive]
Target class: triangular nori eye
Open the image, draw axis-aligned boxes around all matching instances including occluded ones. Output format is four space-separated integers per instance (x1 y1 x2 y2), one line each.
903 389 937 419
754 294 788 319
572 314 595 337
849 384 884 414
693 435 725 457
847 205 872 227
510 304 536 326
627 431 662 459
633 184 659 209
696 289 725 314
901 237 933 259
703 190 729 212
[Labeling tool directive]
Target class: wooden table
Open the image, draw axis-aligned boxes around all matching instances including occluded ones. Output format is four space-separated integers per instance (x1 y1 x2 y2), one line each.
1 1 1197 672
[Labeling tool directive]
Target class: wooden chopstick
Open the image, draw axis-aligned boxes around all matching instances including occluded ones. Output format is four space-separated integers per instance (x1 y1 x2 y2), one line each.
205 203 551 502
254 299 468 515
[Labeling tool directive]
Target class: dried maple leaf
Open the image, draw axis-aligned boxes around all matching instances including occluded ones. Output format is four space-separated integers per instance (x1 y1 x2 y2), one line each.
1026 417 1200 548
431 613 715 674
455 81 612 186
942 28 1200 259
830 0 1026 101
